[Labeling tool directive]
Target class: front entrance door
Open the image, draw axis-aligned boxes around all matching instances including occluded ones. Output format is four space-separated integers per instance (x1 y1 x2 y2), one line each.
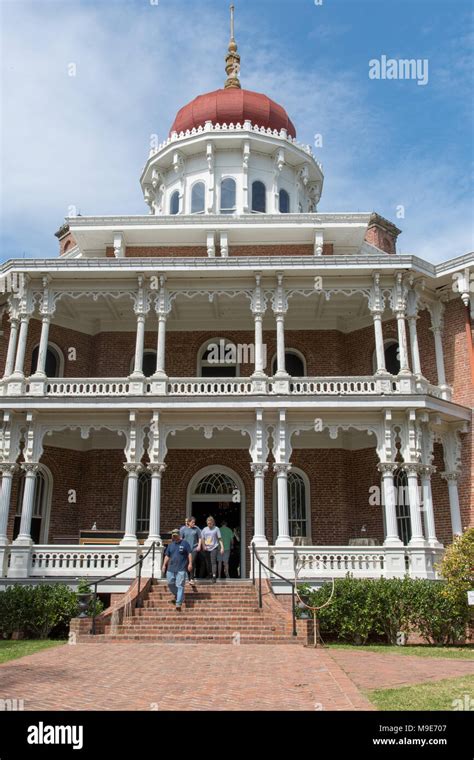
191 500 241 578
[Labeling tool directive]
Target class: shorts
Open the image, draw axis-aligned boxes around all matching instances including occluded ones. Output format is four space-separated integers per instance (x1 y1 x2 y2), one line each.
217 550 231 564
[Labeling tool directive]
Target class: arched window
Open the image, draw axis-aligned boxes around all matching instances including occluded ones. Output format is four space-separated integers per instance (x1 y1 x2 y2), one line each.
170 190 180 215
191 182 205 214
279 189 290 213
14 467 50 543
394 467 411 545
385 341 401 375
271 350 305 376
136 471 151 533
142 351 157 377
220 178 236 214
195 472 237 496
273 469 310 540
30 345 61 377
198 338 238 377
252 181 266 213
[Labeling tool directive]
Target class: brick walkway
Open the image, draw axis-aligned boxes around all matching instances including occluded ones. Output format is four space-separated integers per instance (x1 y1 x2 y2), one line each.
328 649 474 690
0 643 372 711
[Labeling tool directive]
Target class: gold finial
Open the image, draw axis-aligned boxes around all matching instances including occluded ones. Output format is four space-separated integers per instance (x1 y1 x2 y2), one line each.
225 4 241 89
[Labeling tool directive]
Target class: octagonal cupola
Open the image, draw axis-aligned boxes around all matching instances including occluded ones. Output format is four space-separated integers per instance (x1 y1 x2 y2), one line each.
140 5 323 216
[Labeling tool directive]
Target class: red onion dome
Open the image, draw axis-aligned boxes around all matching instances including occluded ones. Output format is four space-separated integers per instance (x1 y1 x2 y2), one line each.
170 88 296 138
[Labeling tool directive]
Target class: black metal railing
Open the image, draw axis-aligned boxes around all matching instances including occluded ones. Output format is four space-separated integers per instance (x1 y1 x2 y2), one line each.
90 541 159 635
251 543 297 637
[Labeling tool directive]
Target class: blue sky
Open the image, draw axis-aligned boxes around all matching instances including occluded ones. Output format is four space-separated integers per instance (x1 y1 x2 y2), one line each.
0 0 472 262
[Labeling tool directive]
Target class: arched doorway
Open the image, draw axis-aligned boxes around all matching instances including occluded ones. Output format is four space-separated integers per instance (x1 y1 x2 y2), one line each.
13 465 53 543
187 466 246 578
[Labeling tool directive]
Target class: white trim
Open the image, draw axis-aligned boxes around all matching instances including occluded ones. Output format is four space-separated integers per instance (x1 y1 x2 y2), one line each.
29 341 65 378
196 337 241 377
186 464 246 577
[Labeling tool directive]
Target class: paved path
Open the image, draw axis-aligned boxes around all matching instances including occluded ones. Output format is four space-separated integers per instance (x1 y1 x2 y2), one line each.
328 649 474 690
0 643 372 711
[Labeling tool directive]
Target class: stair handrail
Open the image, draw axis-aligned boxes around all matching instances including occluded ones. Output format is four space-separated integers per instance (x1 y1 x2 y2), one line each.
90 541 160 635
251 543 297 636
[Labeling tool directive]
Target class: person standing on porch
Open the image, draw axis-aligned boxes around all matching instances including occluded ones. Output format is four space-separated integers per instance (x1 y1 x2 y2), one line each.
162 529 192 610
180 516 202 588
217 520 234 579
201 516 224 583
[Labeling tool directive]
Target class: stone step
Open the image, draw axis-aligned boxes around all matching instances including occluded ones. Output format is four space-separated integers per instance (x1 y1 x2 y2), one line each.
97 635 300 644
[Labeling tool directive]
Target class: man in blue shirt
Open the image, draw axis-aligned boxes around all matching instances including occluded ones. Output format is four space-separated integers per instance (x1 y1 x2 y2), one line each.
162 529 192 610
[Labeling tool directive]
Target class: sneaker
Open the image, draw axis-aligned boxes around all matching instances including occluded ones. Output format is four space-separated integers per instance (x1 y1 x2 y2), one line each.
190 580 197 589
175 604 182 611
212 576 217 584
168 598 176 605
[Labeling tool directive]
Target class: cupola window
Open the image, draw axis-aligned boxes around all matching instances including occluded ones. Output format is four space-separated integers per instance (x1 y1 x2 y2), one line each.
279 189 290 213
170 190 180 215
191 182 205 214
220 178 236 214
252 181 266 213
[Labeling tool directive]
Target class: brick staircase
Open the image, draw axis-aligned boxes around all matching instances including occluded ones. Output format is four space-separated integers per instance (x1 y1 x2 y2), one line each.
98 579 304 644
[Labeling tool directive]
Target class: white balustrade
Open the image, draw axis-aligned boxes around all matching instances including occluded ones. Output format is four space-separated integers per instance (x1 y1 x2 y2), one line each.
166 378 254 395
42 379 131 396
287 376 400 395
28 545 139 578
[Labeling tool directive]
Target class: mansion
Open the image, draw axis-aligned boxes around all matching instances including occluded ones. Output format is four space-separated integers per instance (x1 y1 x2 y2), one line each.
0 18 473 595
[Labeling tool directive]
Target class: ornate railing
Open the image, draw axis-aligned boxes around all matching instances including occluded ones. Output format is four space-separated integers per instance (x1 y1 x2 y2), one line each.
165 378 254 395
44 379 131 396
29 546 138 577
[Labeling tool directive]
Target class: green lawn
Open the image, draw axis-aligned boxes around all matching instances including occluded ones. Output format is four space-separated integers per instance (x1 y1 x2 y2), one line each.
0 640 65 664
327 643 474 660
368 675 474 711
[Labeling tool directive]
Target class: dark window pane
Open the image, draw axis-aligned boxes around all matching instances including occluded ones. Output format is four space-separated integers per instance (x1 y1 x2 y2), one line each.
279 189 290 213
252 181 266 213
191 182 205 213
30 346 59 377
170 191 180 215
271 352 305 376
221 178 236 213
385 343 401 374
142 352 156 377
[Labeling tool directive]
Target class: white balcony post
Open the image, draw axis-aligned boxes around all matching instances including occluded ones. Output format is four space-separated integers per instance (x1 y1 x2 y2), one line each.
3 317 19 378
274 463 293 546
146 463 166 544
372 311 387 373
432 326 446 386
131 314 146 377
404 464 426 547
441 472 462 536
13 463 39 545
395 309 410 373
250 463 268 546
12 315 30 378
0 464 17 544
429 301 450 398
407 315 422 376
121 463 143 545
420 466 442 548
156 314 167 376
33 316 51 378
378 463 403 546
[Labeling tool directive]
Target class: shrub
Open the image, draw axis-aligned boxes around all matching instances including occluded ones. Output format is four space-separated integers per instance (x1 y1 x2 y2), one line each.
0 584 78 640
296 576 469 646
438 529 474 604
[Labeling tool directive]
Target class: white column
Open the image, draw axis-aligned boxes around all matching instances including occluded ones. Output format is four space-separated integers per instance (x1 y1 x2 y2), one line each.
441 472 462 536
432 325 447 387
395 310 411 373
251 463 268 545
3 317 19 378
372 311 387 373
121 463 143 545
407 315 422 376
155 315 167 378
146 463 166 544
0 464 17 544
12 315 30 377
420 466 442 547
275 315 287 376
378 463 403 546
13 464 39 545
405 464 426 546
274 463 293 546
131 314 146 377
253 313 265 376
33 316 51 378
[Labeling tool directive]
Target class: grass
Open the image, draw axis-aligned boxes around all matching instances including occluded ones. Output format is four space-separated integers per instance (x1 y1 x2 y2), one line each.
368 675 474 711
327 642 474 660
0 639 65 664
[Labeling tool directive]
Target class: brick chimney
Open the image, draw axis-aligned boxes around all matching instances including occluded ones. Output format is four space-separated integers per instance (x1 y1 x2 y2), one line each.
364 212 401 255
55 223 77 256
